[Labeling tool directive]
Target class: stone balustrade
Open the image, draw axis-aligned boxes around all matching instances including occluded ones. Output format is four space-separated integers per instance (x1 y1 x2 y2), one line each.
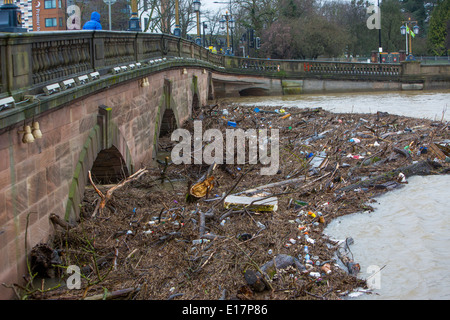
0 31 225 97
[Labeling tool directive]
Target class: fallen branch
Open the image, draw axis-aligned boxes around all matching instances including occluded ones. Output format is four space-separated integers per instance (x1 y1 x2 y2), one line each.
233 172 331 196
336 160 442 193
90 168 148 217
83 286 141 300
49 213 75 230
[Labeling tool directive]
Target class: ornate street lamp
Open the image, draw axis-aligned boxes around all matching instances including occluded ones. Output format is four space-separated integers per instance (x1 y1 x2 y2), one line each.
193 0 201 46
400 18 419 60
128 0 141 31
202 22 208 47
174 0 181 36
0 0 27 32
220 11 233 55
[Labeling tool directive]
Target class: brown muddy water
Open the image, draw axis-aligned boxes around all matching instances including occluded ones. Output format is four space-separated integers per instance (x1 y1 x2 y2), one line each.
221 90 450 299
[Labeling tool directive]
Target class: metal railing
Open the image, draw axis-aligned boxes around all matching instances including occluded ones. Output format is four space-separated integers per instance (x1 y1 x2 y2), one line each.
226 57 401 77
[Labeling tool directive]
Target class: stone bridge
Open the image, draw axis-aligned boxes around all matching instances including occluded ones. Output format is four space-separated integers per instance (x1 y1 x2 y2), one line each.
1 30 449 299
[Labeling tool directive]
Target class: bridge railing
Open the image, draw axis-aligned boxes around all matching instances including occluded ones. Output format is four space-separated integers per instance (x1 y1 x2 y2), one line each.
224 56 402 77
1 31 447 101
0 31 225 97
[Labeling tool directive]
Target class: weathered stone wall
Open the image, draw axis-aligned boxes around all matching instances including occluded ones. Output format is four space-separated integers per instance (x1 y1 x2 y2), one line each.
0 67 209 299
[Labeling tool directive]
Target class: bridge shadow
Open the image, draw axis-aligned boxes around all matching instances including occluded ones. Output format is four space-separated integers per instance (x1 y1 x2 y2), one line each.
239 88 270 96
90 146 129 184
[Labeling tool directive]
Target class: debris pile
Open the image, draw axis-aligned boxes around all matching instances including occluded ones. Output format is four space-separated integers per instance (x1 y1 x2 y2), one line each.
16 103 449 300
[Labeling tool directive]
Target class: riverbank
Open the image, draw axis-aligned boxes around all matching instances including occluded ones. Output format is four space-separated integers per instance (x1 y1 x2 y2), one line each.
18 103 449 300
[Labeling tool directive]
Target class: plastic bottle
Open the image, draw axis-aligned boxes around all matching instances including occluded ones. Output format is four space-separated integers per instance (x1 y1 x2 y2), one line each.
227 121 237 127
192 239 210 245
304 245 309 253
305 254 312 264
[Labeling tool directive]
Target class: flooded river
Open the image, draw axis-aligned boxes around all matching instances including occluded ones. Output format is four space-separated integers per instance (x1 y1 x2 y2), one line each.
222 90 450 299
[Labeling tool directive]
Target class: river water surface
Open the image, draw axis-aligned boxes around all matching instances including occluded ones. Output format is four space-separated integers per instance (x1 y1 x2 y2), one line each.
221 90 450 299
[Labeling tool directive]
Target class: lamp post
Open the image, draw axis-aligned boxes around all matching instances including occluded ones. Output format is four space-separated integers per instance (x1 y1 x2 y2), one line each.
400 18 419 60
220 11 233 55
103 0 117 31
128 0 141 31
202 22 208 47
193 0 201 46
0 0 27 32
174 0 181 36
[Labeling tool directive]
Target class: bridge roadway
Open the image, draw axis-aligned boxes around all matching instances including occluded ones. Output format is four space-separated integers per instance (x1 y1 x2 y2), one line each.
1 30 449 299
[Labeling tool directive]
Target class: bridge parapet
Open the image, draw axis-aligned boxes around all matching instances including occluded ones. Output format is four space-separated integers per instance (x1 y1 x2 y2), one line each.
224 56 401 78
1 31 449 112
0 31 224 98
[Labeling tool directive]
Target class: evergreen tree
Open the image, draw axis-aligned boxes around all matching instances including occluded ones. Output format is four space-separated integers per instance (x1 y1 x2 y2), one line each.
427 0 450 55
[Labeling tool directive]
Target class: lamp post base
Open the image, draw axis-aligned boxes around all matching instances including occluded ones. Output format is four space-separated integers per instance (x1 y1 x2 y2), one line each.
128 17 141 32
406 54 416 61
0 3 27 33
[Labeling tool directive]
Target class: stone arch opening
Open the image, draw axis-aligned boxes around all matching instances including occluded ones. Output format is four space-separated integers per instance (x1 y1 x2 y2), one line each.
90 145 130 184
160 108 177 138
192 92 200 112
239 87 269 96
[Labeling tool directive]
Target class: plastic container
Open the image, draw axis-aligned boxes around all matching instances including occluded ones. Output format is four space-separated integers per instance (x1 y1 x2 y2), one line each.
318 212 325 224
321 263 332 274
307 211 316 218
227 121 237 127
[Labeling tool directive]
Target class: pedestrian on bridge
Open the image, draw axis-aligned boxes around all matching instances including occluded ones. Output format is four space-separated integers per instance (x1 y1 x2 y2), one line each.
83 11 102 30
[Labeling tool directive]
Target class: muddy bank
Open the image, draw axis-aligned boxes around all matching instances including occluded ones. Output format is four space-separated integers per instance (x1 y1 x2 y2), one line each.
14 103 450 300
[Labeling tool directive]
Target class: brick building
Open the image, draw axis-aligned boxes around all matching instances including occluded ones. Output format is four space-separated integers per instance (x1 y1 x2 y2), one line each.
0 0 67 31
32 0 66 31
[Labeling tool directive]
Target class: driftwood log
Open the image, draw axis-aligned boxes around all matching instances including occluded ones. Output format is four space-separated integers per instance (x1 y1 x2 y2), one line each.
336 160 442 193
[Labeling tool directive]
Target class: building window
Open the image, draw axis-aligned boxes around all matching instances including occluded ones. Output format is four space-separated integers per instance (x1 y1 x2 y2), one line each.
44 0 56 9
45 18 57 27
59 17 63 27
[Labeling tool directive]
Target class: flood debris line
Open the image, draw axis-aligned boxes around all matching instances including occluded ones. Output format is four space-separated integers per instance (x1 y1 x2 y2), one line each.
15 103 449 300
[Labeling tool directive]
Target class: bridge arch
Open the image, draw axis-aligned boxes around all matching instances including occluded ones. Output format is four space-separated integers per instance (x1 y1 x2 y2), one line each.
64 107 133 223
239 87 271 96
